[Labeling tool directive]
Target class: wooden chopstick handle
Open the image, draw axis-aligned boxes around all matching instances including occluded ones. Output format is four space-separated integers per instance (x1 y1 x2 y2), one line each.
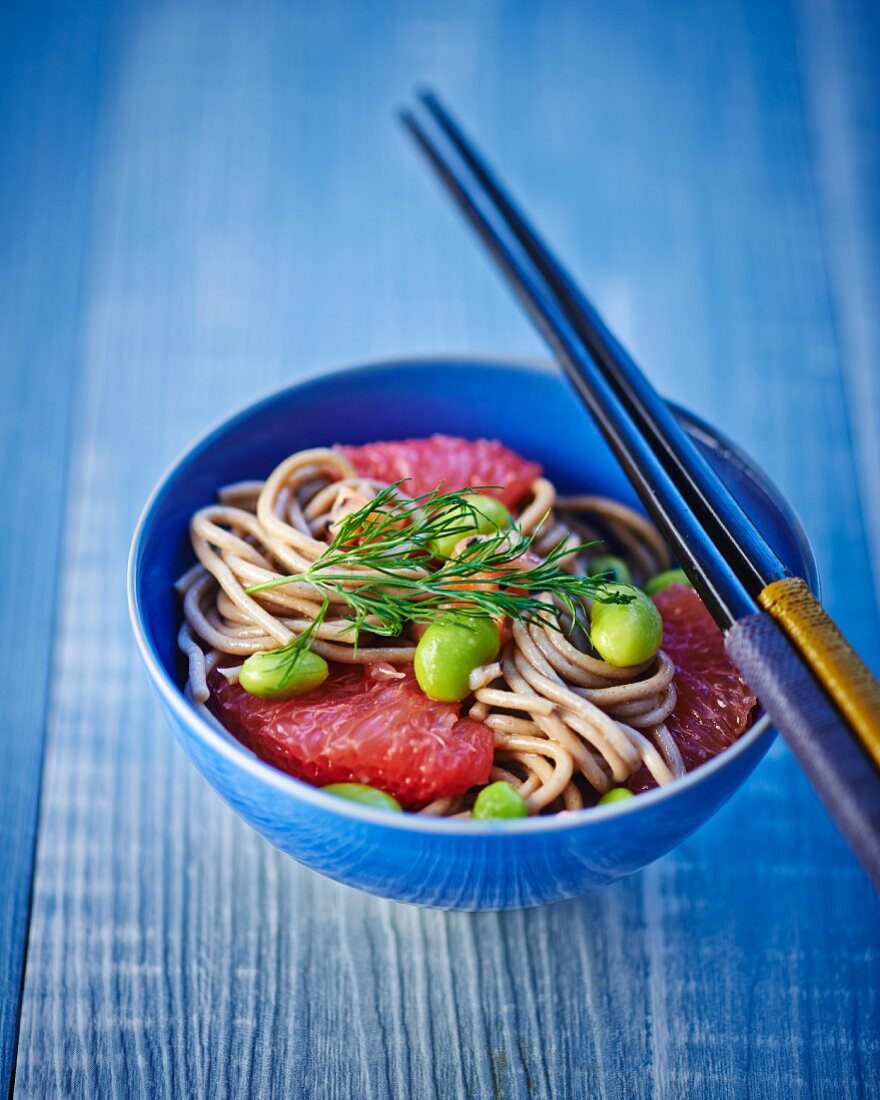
757 577 880 771
726 612 880 888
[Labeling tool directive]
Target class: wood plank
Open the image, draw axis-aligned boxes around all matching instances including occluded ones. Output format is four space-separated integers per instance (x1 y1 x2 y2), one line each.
0 1 107 1090
795 0 880 630
13 0 880 1096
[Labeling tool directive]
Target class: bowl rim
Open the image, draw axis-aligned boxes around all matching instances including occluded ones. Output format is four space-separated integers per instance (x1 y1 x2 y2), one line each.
128 354 817 836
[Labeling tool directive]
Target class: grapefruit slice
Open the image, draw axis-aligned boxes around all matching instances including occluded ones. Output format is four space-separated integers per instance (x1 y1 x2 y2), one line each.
627 585 757 792
337 435 541 508
208 664 494 809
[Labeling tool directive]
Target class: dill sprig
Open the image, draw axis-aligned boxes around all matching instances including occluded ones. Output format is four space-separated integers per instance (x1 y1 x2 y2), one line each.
244 482 631 668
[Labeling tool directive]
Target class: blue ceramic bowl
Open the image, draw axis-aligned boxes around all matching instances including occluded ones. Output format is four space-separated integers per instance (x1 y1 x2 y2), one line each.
128 358 816 909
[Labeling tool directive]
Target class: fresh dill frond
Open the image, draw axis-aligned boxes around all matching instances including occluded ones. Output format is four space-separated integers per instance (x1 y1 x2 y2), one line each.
245 482 631 644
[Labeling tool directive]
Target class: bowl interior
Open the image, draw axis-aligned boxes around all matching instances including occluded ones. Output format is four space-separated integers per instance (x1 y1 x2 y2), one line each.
132 357 817 793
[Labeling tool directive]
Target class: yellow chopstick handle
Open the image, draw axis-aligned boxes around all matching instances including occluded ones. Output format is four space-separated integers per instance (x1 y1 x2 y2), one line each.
758 577 880 770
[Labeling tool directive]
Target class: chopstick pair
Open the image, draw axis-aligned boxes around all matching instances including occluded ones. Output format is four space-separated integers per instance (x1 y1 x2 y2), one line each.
401 91 880 887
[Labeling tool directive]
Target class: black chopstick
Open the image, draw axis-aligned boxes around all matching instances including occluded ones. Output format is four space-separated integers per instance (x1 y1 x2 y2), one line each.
401 91 880 888
415 89 787 603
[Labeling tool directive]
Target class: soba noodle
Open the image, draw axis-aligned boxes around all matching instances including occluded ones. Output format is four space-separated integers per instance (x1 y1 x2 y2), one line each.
177 446 687 815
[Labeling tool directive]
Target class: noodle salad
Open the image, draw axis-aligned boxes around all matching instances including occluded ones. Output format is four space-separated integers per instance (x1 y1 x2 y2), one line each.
177 436 755 817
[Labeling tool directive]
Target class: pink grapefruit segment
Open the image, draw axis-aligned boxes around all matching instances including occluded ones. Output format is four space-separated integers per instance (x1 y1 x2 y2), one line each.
627 584 757 792
337 435 541 508
208 664 494 809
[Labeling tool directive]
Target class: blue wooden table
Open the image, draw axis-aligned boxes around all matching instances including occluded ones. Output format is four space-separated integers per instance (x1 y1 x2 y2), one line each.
2 1 878 1095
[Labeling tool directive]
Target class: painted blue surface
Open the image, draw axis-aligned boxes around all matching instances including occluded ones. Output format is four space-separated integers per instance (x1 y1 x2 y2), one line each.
129 360 818 908
3 0 879 1095
0 0 107 1089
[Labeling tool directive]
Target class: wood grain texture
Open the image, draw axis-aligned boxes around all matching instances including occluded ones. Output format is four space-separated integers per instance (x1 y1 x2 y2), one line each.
795 0 880 628
0 1 107 1088
7 0 880 1096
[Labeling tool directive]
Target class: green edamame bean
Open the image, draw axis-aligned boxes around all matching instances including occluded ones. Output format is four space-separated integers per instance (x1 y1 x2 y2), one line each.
323 783 402 812
589 582 663 667
643 568 692 595
586 554 632 585
472 781 528 819
239 646 329 698
431 494 511 558
414 617 501 701
597 787 634 806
